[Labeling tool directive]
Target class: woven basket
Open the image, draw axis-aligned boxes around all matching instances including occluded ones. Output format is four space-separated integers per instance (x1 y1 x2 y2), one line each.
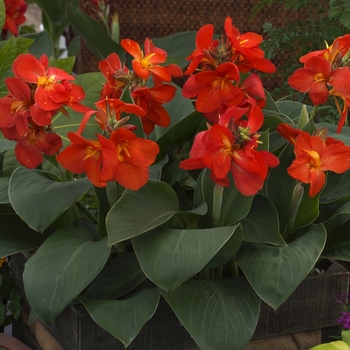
78 0 304 88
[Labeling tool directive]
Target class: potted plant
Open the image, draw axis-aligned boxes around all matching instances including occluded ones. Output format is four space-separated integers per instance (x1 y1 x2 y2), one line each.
1 1 350 349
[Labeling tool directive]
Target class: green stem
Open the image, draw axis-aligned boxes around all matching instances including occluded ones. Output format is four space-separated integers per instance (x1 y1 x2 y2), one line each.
115 242 125 256
309 105 319 121
212 184 224 227
75 201 98 224
228 258 239 277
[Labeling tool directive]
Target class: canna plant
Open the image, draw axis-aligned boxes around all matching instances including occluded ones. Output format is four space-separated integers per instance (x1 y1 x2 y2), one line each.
1 4 350 349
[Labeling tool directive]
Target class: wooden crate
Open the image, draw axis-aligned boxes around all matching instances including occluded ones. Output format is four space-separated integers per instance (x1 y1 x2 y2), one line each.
253 260 349 339
11 252 349 349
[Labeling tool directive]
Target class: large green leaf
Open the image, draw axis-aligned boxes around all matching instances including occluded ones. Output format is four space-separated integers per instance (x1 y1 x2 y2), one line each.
23 227 110 325
240 195 286 245
78 286 160 348
133 225 240 292
0 138 16 152
107 180 205 245
320 170 350 204
161 278 260 350
24 31 54 58
66 3 125 60
276 101 313 123
195 169 253 228
0 213 44 257
84 253 146 299
152 32 196 69
0 36 33 82
235 224 327 309
9 167 92 232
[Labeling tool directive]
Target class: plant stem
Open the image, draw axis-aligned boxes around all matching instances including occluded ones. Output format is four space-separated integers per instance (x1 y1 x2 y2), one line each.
75 201 98 224
309 105 319 121
228 258 239 277
212 184 224 227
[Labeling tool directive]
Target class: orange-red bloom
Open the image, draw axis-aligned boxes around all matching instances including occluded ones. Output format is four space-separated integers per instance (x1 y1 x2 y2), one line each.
99 128 160 190
285 131 350 197
12 53 87 112
180 124 279 196
121 38 171 82
3 125 62 169
56 132 116 187
3 0 27 36
132 84 176 134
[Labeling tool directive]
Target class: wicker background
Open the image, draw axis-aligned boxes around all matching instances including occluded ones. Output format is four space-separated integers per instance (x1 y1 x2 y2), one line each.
78 0 302 88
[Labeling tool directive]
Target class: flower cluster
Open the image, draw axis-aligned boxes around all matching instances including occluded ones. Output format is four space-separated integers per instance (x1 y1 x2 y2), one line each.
3 0 27 37
0 54 87 168
336 294 350 330
57 38 183 190
179 17 279 195
288 34 350 133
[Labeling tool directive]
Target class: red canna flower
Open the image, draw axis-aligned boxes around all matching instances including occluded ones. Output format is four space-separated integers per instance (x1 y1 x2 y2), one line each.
3 125 62 169
180 123 279 196
0 77 54 136
286 131 350 197
99 53 131 99
183 62 244 113
121 38 171 82
99 128 159 190
276 123 303 145
131 84 176 134
3 0 27 36
56 132 116 188
224 17 276 73
12 53 87 112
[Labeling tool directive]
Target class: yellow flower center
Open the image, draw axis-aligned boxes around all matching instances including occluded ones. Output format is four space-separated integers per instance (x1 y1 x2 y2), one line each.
37 75 56 88
10 100 30 114
313 73 326 82
306 150 322 169
140 53 156 69
116 142 130 162
84 142 101 160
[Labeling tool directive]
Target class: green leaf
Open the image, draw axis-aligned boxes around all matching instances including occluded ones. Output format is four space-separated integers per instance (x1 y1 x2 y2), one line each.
156 110 203 162
0 138 16 152
133 225 240 292
235 224 327 309
320 170 350 204
161 278 260 350
23 31 54 58
152 32 196 69
78 286 160 348
84 253 146 299
49 56 76 73
107 180 179 245
23 227 110 325
195 170 253 228
241 195 286 245
0 213 44 257
342 330 350 347
310 341 350 350
0 36 33 81
66 3 125 60
9 167 92 232
317 123 350 146
0 0 5 33
276 101 313 123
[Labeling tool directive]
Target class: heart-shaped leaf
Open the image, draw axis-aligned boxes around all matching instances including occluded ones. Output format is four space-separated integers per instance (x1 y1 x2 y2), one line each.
9 167 92 232
78 286 160 348
235 224 326 309
241 195 286 245
84 253 146 299
133 225 240 292
23 227 110 324
107 180 205 245
161 278 260 350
